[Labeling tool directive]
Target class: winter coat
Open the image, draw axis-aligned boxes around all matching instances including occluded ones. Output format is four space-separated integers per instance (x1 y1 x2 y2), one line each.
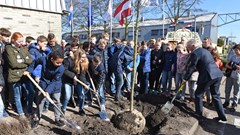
62 56 88 85
27 56 64 94
88 62 105 91
28 43 51 78
139 48 151 73
47 43 62 53
5 44 32 83
151 49 163 70
162 51 177 73
108 44 133 74
89 46 109 74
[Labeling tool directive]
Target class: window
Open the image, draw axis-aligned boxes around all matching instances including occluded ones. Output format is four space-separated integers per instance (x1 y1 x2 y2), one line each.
112 32 120 38
151 30 159 36
79 35 87 40
159 29 167 37
128 30 141 37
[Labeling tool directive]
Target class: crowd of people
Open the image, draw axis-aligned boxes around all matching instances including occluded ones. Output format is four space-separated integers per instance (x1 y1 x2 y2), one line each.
0 27 239 128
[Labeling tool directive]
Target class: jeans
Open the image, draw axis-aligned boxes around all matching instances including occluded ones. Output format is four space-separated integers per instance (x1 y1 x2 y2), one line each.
10 79 35 115
225 77 240 104
125 72 132 90
114 73 124 98
98 84 105 105
37 92 61 121
0 95 4 119
109 71 116 95
161 70 172 93
61 83 73 112
75 84 87 111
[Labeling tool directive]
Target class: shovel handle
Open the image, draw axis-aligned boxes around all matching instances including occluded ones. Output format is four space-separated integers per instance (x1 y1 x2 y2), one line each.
171 82 186 103
26 73 54 104
75 78 96 93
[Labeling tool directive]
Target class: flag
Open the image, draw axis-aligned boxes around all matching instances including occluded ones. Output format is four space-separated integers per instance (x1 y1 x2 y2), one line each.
88 3 93 27
150 0 159 6
169 22 176 28
185 23 192 28
142 0 159 7
178 20 184 24
104 0 113 23
68 0 73 27
141 0 150 6
114 0 132 26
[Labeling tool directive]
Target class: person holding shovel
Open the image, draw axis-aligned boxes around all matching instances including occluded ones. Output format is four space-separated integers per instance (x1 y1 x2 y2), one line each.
183 39 227 122
61 45 90 116
24 51 65 128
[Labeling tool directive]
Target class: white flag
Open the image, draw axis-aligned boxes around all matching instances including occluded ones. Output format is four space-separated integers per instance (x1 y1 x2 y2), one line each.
141 0 150 6
104 0 113 23
142 0 159 7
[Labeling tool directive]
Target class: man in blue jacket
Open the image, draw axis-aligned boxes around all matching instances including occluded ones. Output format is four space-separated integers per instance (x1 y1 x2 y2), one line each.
183 39 227 122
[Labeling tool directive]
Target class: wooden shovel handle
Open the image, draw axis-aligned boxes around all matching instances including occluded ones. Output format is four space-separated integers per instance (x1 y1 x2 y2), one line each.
26 73 54 104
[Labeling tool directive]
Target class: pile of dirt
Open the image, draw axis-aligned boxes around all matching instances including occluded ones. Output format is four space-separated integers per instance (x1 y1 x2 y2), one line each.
3 93 197 135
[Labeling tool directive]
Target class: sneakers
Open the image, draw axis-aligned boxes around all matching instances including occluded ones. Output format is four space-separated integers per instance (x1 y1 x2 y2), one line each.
213 117 227 124
79 110 86 116
223 101 229 108
31 114 39 128
232 103 237 108
55 119 65 127
100 104 106 112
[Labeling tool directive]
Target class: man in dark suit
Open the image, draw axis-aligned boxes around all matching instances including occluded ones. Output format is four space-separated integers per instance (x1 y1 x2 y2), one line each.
183 39 227 122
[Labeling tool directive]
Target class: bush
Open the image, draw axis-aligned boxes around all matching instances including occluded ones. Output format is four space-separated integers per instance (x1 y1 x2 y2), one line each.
217 38 224 47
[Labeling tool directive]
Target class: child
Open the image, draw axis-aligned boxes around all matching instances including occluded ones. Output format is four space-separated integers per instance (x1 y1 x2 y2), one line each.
0 28 11 118
25 51 65 128
88 54 107 113
61 46 90 116
161 42 177 97
5 32 33 116
175 44 188 100
138 41 151 94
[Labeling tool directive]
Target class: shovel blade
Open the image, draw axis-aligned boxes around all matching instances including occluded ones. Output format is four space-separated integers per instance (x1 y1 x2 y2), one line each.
99 111 110 121
66 119 81 130
161 101 174 114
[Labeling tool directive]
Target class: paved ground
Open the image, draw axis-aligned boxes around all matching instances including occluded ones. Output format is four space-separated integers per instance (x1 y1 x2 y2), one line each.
194 77 240 135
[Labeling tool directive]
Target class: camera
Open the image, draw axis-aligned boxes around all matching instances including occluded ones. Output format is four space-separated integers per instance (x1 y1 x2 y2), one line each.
230 61 238 71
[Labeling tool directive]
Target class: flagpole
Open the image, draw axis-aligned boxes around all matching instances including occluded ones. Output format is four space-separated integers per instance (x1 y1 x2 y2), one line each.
110 0 113 44
71 12 74 38
132 0 134 42
162 0 165 38
88 0 92 43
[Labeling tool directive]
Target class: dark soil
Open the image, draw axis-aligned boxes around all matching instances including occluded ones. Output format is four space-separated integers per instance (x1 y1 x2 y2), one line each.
0 93 196 135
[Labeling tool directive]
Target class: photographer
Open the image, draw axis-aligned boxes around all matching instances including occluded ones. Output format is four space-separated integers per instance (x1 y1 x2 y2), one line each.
223 44 240 111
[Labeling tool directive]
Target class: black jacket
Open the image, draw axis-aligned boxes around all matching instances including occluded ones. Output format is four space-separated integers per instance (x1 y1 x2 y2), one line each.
88 62 105 91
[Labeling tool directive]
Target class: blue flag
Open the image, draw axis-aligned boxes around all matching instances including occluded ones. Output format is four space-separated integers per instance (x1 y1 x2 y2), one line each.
68 0 73 27
88 4 93 27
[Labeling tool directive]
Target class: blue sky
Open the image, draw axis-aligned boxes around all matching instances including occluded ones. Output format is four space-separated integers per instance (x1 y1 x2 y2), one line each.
199 0 240 43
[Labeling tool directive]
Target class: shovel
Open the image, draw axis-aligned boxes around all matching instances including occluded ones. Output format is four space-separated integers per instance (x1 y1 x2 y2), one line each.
26 73 81 130
161 82 186 114
75 74 109 121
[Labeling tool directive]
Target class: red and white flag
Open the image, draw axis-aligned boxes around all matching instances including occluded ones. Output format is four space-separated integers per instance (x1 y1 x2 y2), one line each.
114 0 132 26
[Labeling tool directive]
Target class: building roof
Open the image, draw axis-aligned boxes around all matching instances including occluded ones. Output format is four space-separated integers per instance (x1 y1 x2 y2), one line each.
74 12 217 33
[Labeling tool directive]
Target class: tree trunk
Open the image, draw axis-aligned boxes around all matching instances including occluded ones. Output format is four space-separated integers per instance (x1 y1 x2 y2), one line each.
130 0 140 112
104 21 107 33
125 18 128 40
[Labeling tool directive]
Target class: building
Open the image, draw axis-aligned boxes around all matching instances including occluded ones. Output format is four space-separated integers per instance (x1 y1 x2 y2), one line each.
63 12 218 44
0 0 67 41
